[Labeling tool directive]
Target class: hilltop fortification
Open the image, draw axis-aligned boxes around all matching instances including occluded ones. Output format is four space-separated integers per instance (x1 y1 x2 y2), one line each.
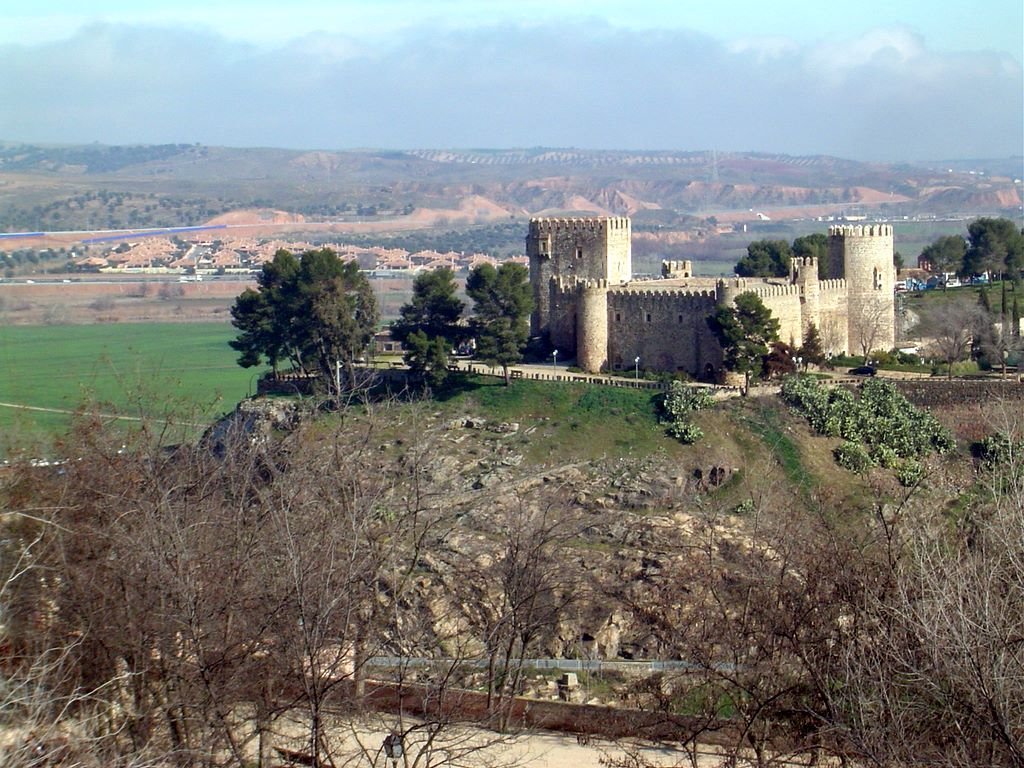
528 217 895 377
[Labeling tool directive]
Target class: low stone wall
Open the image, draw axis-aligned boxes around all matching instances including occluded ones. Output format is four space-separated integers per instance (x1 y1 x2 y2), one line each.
891 379 1024 408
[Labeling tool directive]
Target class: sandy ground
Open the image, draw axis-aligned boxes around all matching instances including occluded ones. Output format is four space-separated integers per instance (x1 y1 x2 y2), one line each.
264 711 754 768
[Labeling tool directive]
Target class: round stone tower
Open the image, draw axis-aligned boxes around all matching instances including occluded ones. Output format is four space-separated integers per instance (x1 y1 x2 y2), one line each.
790 255 820 339
829 224 895 355
577 281 609 373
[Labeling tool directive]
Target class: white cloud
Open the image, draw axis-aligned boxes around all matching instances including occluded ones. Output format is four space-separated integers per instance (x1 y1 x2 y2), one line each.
0 21 1019 161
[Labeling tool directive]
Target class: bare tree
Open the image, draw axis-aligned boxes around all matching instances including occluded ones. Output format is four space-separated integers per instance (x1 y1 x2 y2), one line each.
848 296 891 360
922 303 985 378
441 493 581 733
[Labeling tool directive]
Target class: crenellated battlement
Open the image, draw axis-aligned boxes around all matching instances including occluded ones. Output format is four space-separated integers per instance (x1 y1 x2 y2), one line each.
818 277 847 295
610 289 718 311
551 276 609 294
742 283 802 299
716 278 800 300
529 216 631 236
611 285 717 300
829 224 893 238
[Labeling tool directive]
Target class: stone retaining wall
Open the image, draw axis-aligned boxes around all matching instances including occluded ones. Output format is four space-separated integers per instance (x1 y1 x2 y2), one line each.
890 379 1024 408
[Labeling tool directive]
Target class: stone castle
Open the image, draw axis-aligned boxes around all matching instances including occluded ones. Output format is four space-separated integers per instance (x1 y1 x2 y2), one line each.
527 217 895 377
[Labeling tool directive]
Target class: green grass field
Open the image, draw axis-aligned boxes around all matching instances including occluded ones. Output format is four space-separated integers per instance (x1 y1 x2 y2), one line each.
0 323 260 454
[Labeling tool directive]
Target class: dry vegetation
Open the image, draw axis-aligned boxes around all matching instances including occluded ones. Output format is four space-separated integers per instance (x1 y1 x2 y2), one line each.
1 384 1021 767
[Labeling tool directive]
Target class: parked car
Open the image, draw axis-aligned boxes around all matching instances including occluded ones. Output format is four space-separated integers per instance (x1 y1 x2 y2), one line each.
848 365 877 376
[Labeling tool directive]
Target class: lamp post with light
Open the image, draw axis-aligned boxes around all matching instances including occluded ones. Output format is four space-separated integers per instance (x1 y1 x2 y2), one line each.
634 356 640 380
552 348 558 374
383 733 403 767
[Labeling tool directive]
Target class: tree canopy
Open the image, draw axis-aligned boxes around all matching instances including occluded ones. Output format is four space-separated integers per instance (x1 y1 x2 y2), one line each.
391 267 464 347
707 292 780 390
919 235 967 276
466 262 533 385
965 217 1024 279
230 248 379 393
392 267 465 389
735 239 792 278
792 233 830 278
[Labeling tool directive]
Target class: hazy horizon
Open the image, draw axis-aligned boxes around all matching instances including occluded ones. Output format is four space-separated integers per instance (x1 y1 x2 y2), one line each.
2 1 1021 163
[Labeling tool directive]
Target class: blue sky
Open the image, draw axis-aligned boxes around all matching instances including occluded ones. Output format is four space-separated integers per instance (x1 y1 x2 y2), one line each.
1 1 1021 161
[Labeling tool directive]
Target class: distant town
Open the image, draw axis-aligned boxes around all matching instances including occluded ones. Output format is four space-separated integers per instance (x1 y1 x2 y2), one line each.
68 234 525 278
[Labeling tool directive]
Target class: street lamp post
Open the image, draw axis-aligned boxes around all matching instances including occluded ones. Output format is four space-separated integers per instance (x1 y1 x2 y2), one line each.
1003 348 1009 379
634 356 640 380
552 348 558 374
383 733 403 767
795 356 803 375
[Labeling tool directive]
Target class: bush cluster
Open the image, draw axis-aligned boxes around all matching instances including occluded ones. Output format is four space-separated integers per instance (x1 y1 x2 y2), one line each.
660 382 714 443
780 376 954 482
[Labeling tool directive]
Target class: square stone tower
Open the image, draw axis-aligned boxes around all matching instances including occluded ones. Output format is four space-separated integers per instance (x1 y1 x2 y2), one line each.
527 216 631 337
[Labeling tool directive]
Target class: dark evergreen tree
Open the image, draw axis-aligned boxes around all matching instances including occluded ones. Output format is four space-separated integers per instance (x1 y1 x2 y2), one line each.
979 286 992 314
965 217 1024 279
392 267 465 388
466 262 533 386
798 322 826 367
707 292 780 392
392 267 464 347
919 235 967 278
735 239 792 278
403 330 451 390
229 248 378 393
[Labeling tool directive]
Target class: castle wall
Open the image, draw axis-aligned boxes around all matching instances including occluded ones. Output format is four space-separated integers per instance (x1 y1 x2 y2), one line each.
606 288 720 375
817 279 849 354
548 278 580 353
715 279 805 348
527 217 631 337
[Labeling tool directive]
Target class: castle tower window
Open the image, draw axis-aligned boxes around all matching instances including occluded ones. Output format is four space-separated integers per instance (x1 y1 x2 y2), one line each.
645 312 652 323
615 312 621 322
575 247 583 260
677 314 684 324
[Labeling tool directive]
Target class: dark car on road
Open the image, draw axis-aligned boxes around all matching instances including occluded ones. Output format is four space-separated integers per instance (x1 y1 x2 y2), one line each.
848 365 877 376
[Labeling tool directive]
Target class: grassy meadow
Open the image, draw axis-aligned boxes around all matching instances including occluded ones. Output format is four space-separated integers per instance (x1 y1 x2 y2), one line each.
0 322 260 454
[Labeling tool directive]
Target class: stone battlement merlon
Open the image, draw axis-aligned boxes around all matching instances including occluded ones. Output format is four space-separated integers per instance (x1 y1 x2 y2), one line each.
529 216 630 235
551 276 609 297
612 286 717 299
818 278 847 294
829 224 893 238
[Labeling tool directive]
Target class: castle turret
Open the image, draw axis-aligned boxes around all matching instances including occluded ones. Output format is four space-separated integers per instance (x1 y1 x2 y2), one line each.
577 281 609 373
829 224 895 355
661 259 693 279
790 255 820 342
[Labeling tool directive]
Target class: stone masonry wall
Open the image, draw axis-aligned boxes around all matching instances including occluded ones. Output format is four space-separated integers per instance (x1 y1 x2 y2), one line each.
817 279 850 354
892 379 1024 408
528 217 630 337
607 289 720 373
